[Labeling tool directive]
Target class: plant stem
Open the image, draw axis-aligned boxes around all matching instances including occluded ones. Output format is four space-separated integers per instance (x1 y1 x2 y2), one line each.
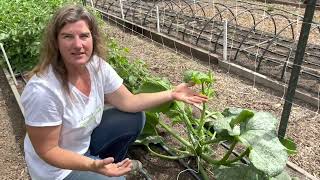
158 120 193 149
200 153 220 165
224 148 250 165
146 146 189 160
199 161 210 180
202 137 227 145
197 102 206 135
219 140 237 164
197 83 207 140
181 111 198 149
165 145 193 156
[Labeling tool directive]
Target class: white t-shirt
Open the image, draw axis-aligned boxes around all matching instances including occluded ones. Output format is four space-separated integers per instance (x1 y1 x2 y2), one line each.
21 56 123 180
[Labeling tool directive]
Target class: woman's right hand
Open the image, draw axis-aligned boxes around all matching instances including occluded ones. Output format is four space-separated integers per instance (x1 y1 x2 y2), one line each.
90 157 132 177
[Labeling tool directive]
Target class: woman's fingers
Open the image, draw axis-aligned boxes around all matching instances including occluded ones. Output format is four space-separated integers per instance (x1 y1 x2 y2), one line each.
102 157 115 165
116 158 131 168
93 157 113 169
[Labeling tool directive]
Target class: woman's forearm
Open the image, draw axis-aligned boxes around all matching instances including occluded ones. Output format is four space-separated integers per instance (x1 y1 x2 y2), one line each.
118 90 174 113
39 146 95 171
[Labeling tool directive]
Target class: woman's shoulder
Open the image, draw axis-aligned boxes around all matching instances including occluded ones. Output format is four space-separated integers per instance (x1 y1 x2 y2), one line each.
22 66 63 98
88 55 113 72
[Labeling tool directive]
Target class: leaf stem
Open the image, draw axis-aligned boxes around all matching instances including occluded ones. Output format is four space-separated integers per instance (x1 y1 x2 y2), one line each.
219 140 237 164
199 161 210 180
202 137 227 145
224 148 250 165
146 146 189 160
200 153 220 165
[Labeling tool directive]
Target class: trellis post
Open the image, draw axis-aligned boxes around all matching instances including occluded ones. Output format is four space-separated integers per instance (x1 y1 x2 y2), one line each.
278 0 317 139
223 20 228 61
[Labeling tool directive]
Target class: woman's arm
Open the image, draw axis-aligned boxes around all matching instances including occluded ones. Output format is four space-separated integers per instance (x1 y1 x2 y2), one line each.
26 125 132 176
105 83 207 113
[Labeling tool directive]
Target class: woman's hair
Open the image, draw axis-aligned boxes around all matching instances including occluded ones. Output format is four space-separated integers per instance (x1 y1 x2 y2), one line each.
31 4 106 93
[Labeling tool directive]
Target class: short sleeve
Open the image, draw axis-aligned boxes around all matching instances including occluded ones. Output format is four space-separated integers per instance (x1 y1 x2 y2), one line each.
101 60 123 94
21 82 63 127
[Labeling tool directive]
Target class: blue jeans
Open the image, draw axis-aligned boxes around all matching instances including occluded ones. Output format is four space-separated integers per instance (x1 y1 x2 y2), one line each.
64 108 146 180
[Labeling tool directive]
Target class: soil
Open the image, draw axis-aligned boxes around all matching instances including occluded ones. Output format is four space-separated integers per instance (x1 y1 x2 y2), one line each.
0 69 29 179
0 0 319 180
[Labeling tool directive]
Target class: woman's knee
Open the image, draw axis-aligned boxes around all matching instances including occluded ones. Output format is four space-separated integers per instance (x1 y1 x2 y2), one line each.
136 111 146 135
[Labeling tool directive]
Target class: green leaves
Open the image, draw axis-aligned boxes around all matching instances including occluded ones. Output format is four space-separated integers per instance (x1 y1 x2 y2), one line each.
218 108 289 177
280 138 297 155
183 70 215 98
0 0 73 73
183 70 213 84
135 78 172 113
214 164 293 180
229 109 254 128
214 164 266 180
108 40 149 92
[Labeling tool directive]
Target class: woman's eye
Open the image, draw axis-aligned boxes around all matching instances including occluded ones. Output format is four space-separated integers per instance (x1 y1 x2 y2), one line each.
80 34 90 39
63 35 73 39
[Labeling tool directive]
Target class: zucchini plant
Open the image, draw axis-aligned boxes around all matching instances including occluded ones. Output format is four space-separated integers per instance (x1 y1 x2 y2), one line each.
107 40 297 180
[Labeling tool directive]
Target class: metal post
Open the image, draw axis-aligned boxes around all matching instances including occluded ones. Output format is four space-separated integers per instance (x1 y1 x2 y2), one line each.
156 6 160 33
223 20 228 61
120 0 124 19
0 43 18 86
278 0 317 139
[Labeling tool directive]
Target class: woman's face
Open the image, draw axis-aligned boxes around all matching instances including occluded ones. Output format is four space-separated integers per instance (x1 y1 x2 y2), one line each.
58 20 93 68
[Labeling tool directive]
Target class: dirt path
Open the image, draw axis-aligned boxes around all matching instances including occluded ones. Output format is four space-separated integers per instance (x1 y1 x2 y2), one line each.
0 69 29 179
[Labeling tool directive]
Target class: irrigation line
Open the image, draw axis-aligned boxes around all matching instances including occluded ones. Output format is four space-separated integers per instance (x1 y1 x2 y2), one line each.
157 144 202 180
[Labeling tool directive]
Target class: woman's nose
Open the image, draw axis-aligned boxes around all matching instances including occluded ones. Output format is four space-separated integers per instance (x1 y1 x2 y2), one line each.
73 36 83 48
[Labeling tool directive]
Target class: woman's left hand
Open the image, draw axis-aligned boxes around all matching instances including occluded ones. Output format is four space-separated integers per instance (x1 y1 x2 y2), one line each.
171 83 208 105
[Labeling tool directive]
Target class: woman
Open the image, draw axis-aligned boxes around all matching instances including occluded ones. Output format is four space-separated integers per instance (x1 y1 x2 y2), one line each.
21 4 207 180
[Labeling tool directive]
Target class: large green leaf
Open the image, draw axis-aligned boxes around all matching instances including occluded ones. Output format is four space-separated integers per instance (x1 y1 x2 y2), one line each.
213 115 240 137
238 112 288 177
229 109 254 128
213 163 267 180
270 171 292 180
212 108 244 137
214 164 293 180
136 78 172 113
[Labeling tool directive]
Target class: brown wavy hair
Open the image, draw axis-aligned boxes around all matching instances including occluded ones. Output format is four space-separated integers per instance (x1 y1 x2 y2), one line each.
30 4 106 93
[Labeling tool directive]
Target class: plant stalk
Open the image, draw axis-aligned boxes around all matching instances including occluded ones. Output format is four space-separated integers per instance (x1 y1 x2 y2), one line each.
197 82 207 138
224 148 250 165
158 120 193 149
202 137 227 145
219 140 237 164
199 161 210 180
146 146 189 160
200 153 220 165
181 111 199 149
